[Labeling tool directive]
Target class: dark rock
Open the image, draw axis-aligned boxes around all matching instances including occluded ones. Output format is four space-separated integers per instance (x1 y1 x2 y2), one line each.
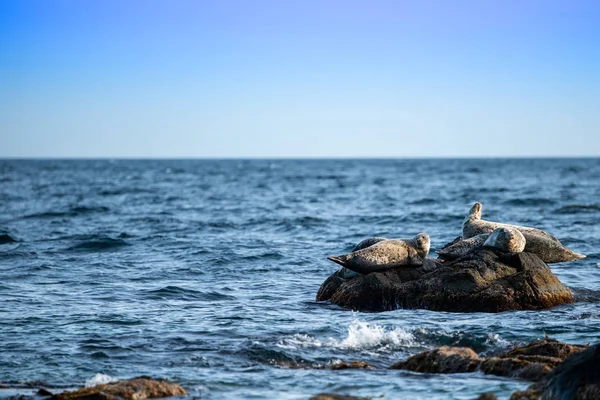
50 378 187 400
510 344 600 399
310 394 369 400
328 361 375 370
475 394 498 400
37 389 54 397
317 248 574 312
0 234 17 244
480 338 588 381
390 346 480 373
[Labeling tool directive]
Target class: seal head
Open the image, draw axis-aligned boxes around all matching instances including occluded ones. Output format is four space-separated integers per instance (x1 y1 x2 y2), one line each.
483 227 526 253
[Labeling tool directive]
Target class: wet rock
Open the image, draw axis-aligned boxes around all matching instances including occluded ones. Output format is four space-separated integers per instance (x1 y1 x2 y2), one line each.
317 248 574 312
37 389 53 397
328 361 375 370
310 394 368 400
475 394 498 400
390 346 480 373
481 338 588 381
50 378 187 400
510 344 600 399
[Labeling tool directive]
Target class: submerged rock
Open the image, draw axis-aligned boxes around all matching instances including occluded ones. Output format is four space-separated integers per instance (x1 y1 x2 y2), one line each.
389 346 480 373
317 248 574 312
510 344 600 399
50 378 187 400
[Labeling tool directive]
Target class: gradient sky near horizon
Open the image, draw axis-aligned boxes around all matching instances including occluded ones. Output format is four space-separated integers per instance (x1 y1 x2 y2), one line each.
1 0 599 158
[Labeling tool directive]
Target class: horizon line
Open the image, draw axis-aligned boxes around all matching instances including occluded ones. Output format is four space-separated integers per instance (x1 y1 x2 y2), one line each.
1 155 599 161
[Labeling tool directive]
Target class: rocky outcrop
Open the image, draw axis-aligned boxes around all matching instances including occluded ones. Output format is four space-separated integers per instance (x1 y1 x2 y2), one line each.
389 338 588 382
50 378 187 400
317 248 574 312
510 344 600 400
389 346 480 373
480 338 588 381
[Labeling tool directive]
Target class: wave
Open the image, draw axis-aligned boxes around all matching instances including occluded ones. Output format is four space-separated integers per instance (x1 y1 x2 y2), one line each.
85 373 118 388
502 198 556 207
67 236 129 252
276 319 416 353
144 286 235 301
0 233 17 244
21 205 111 220
556 204 600 214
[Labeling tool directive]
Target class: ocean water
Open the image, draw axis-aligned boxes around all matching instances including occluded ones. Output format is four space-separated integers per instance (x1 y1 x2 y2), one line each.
1 159 599 400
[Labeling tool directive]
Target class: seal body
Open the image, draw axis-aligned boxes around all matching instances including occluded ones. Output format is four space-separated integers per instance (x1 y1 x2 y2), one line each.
328 233 430 275
483 227 526 253
462 202 585 263
340 237 387 278
437 234 489 260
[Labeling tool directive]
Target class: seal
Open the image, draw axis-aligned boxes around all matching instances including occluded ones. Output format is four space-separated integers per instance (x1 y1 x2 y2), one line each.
340 237 387 278
437 234 489 260
328 233 430 275
462 202 585 263
483 226 526 253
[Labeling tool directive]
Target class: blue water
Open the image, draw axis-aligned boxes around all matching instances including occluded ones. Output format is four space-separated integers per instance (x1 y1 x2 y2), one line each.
1 159 599 400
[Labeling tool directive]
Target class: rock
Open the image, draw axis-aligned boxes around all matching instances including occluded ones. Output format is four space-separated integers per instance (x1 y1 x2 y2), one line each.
50 378 187 400
317 248 574 312
480 338 589 381
390 346 480 373
328 361 375 370
475 394 498 400
37 389 54 397
510 344 600 399
310 394 368 400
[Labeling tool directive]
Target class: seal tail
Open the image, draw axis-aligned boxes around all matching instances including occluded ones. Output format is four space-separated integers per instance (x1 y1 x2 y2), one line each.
572 252 586 260
327 255 349 267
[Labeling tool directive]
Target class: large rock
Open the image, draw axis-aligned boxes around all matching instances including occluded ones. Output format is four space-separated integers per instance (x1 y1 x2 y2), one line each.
50 378 187 400
388 338 588 382
317 249 574 312
389 346 481 373
481 338 588 381
510 344 600 399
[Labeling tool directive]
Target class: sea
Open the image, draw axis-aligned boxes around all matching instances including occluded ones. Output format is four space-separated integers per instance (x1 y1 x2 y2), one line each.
1 159 599 400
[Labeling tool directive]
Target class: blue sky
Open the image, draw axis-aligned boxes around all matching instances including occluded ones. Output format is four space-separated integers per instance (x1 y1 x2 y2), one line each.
1 0 599 157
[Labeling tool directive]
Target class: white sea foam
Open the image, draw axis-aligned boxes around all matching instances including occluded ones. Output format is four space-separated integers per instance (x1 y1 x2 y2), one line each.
338 319 415 350
85 373 118 388
277 319 415 352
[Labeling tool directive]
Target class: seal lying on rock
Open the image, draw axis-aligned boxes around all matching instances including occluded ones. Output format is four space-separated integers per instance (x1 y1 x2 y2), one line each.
463 202 585 263
484 227 526 253
438 227 526 260
328 233 430 275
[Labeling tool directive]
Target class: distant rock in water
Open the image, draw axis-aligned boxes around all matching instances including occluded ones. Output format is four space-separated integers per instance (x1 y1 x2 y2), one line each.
50 377 187 400
0 233 17 244
317 248 574 312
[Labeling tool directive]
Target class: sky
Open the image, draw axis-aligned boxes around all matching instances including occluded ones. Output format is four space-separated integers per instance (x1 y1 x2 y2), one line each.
1 0 599 158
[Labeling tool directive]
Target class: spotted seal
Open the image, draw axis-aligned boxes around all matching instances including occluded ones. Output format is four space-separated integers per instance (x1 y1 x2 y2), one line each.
328 233 430 275
462 202 585 263
483 227 526 253
437 234 489 260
